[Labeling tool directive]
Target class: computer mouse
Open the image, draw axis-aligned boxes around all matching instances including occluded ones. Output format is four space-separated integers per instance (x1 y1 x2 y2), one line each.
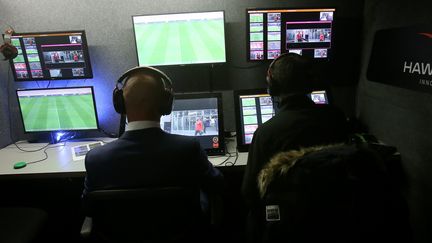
13 161 27 169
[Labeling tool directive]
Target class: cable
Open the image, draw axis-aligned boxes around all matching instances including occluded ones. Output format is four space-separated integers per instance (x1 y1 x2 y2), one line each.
232 149 240 166
100 128 118 138
0 21 14 30
26 142 66 165
13 142 50 153
24 133 75 165
216 154 234 166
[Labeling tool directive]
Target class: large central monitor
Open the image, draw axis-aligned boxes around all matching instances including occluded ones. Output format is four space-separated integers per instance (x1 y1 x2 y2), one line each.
234 89 329 152
160 93 225 155
16 87 99 132
132 11 226 66
9 30 93 81
247 8 335 61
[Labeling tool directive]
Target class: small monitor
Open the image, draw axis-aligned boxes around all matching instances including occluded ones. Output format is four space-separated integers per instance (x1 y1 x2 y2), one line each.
132 11 226 66
16 87 99 132
234 89 330 151
247 8 335 61
234 89 275 152
9 30 93 81
308 90 328 105
160 93 225 155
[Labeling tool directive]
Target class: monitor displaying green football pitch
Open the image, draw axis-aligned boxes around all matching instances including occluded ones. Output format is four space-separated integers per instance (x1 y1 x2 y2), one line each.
133 11 226 66
16 87 99 132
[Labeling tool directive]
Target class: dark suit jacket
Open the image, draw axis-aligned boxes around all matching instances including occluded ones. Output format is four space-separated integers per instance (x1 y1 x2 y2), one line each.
83 128 223 199
242 95 348 205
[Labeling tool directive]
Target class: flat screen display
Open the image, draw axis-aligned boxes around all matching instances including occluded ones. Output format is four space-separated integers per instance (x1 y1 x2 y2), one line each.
234 90 275 151
160 93 225 155
9 30 93 81
133 11 226 66
234 89 329 151
308 90 328 104
16 87 99 132
247 8 335 61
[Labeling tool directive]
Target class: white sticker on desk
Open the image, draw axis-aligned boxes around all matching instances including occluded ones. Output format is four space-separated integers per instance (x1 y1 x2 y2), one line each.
71 142 104 161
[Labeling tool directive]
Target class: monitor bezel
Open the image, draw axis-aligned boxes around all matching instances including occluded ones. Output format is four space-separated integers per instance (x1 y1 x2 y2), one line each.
131 10 227 67
233 88 269 152
246 7 336 62
170 92 226 156
16 86 100 133
9 30 93 81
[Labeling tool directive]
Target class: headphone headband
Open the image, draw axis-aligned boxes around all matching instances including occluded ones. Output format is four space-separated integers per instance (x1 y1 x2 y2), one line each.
116 66 173 91
113 66 174 116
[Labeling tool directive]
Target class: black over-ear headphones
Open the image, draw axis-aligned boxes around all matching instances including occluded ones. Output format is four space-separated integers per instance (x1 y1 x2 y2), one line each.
0 28 18 61
112 66 174 116
266 53 291 97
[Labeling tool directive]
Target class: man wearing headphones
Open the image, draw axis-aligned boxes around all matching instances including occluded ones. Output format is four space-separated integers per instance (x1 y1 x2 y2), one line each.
241 53 348 241
82 67 223 211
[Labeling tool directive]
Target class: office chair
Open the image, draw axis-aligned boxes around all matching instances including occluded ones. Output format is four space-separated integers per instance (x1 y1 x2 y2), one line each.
80 187 209 243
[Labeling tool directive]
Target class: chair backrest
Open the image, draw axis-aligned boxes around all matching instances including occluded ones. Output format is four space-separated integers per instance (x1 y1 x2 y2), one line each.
258 144 412 243
84 187 205 242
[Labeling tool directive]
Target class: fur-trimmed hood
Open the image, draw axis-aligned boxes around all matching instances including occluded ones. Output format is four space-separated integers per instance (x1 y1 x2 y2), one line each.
257 143 344 198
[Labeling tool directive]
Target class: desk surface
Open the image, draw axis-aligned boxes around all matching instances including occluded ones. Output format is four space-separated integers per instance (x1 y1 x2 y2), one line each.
0 138 247 177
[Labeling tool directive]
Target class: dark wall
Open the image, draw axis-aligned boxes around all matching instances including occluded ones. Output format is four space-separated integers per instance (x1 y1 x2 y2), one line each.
358 0 432 242
0 0 363 143
0 65 11 148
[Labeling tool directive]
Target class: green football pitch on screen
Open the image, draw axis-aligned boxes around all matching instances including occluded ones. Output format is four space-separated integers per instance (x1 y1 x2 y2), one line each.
134 18 226 66
19 94 98 132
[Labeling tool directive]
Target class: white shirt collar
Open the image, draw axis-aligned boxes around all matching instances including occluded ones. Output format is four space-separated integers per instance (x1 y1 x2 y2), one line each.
126 120 160 131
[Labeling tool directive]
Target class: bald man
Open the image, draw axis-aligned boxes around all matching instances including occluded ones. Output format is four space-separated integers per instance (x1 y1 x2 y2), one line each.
82 69 223 211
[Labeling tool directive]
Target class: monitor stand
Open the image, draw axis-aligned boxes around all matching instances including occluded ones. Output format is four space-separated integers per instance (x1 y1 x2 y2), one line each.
26 132 67 144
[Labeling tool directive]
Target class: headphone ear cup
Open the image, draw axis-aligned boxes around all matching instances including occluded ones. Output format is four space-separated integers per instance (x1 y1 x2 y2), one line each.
267 74 280 97
0 43 18 61
160 90 174 115
113 88 126 114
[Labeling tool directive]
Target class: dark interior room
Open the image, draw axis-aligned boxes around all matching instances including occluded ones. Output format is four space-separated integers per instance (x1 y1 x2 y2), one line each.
1 0 431 242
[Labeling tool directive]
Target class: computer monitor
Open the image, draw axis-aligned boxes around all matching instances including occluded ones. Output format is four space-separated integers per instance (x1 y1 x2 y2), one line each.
234 89 329 151
160 93 225 155
132 11 226 66
16 87 99 132
234 89 275 152
247 8 335 61
308 90 329 105
9 30 93 81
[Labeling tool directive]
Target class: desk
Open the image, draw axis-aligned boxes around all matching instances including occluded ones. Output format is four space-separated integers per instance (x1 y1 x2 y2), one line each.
0 138 247 178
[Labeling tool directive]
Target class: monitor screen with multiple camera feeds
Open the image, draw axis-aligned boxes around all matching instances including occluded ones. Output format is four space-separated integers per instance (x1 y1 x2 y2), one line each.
132 11 226 66
9 30 93 81
160 93 225 155
234 89 329 151
247 8 335 61
16 87 99 132
234 90 275 152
